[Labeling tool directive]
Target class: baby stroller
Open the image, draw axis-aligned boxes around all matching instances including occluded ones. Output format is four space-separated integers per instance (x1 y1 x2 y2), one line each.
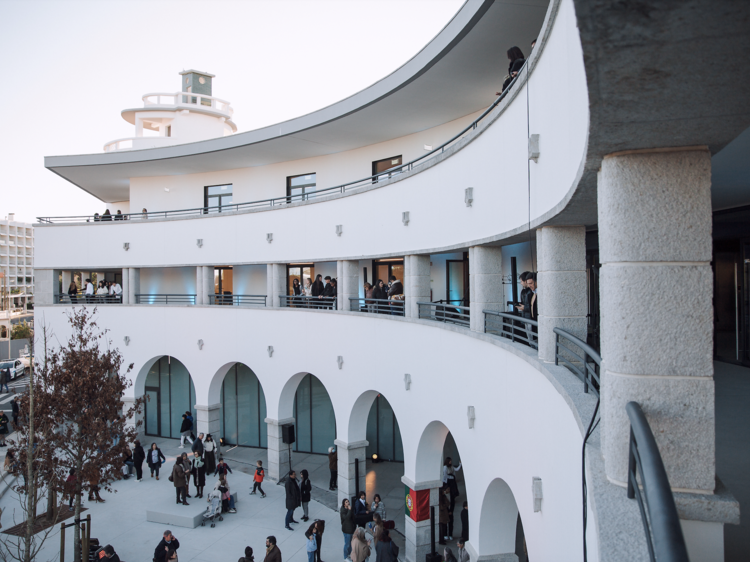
202 490 223 527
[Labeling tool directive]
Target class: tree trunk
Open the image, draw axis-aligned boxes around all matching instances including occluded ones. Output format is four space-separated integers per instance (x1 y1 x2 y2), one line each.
23 356 35 562
73 443 83 562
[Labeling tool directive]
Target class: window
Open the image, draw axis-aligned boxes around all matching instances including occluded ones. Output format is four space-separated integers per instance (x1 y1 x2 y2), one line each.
204 184 233 213
372 155 403 182
286 173 316 202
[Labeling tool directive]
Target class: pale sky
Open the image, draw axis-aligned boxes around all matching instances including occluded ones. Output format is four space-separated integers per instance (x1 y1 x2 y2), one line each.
0 0 464 223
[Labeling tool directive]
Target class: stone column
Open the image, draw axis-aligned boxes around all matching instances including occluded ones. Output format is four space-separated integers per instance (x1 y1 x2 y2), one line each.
201 266 213 304
33 269 54 305
335 439 368 506
598 148 715 492
402 476 442 562
121 268 129 304
267 264 286 308
266 417 294 481
406 255 430 319
195 403 221 436
469 246 503 332
128 268 140 304
196 267 204 305
338 260 360 312
536 226 587 362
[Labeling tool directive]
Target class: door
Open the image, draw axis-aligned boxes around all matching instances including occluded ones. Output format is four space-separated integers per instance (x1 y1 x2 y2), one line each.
446 260 465 304
287 265 315 295
145 387 160 436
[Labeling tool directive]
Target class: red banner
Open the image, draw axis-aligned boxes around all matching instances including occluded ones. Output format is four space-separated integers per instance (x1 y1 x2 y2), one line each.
405 486 430 522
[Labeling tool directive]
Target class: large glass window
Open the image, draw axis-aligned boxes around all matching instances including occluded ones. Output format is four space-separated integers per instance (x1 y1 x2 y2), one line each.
221 363 268 448
372 155 402 182
144 356 196 438
287 173 316 202
365 395 404 462
372 260 404 285
293 374 336 454
204 184 233 213
287 264 314 295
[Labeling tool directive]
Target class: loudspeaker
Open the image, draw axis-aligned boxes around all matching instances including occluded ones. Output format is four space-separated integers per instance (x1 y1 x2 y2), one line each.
282 424 295 444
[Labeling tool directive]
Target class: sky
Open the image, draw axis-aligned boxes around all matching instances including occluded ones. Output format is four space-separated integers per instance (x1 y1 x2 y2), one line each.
0 0 464 224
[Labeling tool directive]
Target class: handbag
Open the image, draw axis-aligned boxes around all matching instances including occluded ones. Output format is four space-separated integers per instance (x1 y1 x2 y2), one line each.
168 474 174 482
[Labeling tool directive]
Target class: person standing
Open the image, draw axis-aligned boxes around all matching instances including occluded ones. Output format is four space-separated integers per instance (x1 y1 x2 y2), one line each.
154 531 180 562
147 443 166 480
460 501 469 542
371 494 386 521
328 446 338 491
311 520 325 562
179 411 194 448
439 487 450 545
285 470 301 530
264 537 281 562
300 469 312 522
312 275 324 298
443 457 462 514
0 369 7 395
133 440 145 482
340 498 356 560
11 396 19 428
457 539 470 562
180 452 193 498
351 528 371 562
305 525 318 562
84 278 94 303
64 468 77 511
68 281 78 304
387 274 404 315
172 458 189 505
192 451 206 498
192 432 204 456
374 530 398 562
204 434 217 474
322 276 335 308
353 491 371 526
214 457 233 478
251 460 266 498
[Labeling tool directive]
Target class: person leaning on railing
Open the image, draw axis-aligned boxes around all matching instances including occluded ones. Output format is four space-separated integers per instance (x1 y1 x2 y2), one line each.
67 282 79 304
364 283 375 313
373 280 388 313
497 46 525 95
387 275 404 316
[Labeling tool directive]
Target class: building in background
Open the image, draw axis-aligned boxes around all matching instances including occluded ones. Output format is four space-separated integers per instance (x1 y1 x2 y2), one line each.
0 213 33 312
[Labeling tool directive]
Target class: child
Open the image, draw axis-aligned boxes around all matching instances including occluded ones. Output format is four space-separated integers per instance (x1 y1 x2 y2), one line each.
250 460 266 498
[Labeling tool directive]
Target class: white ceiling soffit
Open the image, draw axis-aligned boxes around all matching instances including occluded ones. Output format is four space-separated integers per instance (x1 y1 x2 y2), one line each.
45 0 549 203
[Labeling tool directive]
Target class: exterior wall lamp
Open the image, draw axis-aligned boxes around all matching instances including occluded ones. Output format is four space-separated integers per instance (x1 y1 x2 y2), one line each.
528 134 540 163
532 477 543 512
267 233 273 244
335 225 343 237
197 339 204 350
123 336 130 346
467 405 475 429
337 356 343 369
267 345 274 357
196 239 203 248
404 373 412 390
465 187 474 207
402 212 410 226
123 242 130 251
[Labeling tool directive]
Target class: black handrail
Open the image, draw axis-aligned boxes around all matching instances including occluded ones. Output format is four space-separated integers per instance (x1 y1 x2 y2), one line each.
208 294 267 306
55 293 122 304
418 301 469 327
553 327 601 397
349 297 404 316
37 68 527 225
135 294 196 304
280 295 337 309
483 310 537 349
626 402 689 562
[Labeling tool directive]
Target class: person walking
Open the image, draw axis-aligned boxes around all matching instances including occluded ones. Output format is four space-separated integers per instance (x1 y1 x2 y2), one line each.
374 530 398 562
264 537 281 562
285 470 301 530
351 528 371 562
305 525 318 562
64 468 78 511
204 434 217 474
214 457 233 478
300 469 312 521
251 460 266 498
179 411 194 448
340 498 356 560
147 443 166 480
0 366 9 394
328 446 338 491
439 487 450 545
171 458 189 505
11 397 19 428
88 471 105 503
154 530 180 562
192 451 206 498
133 440 145 481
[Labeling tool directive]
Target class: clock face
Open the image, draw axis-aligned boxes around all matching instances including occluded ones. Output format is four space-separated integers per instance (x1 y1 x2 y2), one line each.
199 77 206 85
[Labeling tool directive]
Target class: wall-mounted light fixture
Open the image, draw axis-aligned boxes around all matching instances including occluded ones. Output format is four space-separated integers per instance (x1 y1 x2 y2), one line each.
123 242 130 251
532 477 543 512
465 187 474 207
197 339 204 350
266 233 273 244
424 144 432 151
164 187 170 192
337 356 343 369
267 345 274 357
196 239 203 248
335 225 343 237
528 134 540 163
467 406 475 429
404 373 412 390
402 212 410 226
123 336 130 346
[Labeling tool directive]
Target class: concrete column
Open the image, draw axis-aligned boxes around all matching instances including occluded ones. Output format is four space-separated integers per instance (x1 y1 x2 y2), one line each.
406 255 430 318
121 268 129 304
266 264 286 308
335 439 368 506
201 266 213 304
33 269 54 305
469 246 503 332
338 260 359 311
128 268 140 304
195 403 221 436
196 267 204 305
266 417 295 481
536 226 587 362
598 147 715 492
402 476 442 562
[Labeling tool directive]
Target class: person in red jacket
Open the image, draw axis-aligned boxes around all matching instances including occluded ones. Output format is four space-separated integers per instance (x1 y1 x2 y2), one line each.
251 460 266 498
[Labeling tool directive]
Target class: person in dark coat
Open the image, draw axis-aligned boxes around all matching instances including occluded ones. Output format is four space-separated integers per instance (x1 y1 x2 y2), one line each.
300 469 312 521
353 490 372 526
500 46 525 93
372 280 388 313
328 446 338 491
132 440 146 481
154 530 180 562
285 470 301 530
179 411 194 448
11 397 19 428
0 411 9 446
264 537 281 562
321 276 335 308
310 520 325 562
147 443 166 480
204 434 217 474
172 460 188 505
340 498 356 560
191 432 204 456
439 487 450 545
374 529 398 562
311 275 324 298
460 501 469 541
214 457 233 477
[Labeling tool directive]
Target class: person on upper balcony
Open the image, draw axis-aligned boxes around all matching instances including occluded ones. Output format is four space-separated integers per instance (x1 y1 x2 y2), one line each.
102 209 112 221
322 276 335 308
387 275 404 315
303 278 313 297
516 271 532 318
498 46 525 94
527 273 538 320
312 274 324 298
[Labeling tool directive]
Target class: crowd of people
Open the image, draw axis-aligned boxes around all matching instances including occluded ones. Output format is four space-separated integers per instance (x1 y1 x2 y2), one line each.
515 271 538 320
288 273 405 315
65 278 123 304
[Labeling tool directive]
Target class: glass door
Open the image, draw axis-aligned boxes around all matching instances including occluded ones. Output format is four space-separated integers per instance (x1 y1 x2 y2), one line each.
287 265 314 295
446 260 466 305
214 267 233 304
145 387 160 436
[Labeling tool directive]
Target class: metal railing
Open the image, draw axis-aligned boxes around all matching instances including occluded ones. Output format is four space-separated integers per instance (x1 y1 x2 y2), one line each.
483 311 538 349
37 69 526 225
55 293 122 304
279 295 337 309
349 297 404 315
418 302 469 327
626 401 689 562
208 294 267 306
135 294 196 305
554 327 601 397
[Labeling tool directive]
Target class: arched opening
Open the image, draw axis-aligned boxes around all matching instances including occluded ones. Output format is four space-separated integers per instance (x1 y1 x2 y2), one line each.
293 373 336 454
144 356 196 439
477 478 527 562
220 363 268 448
366 394 404 462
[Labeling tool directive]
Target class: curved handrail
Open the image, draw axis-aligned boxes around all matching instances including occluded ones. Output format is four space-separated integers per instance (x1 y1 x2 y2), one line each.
483 310 538 349
553 327 601 397
37 67 527 225
626 402 689 562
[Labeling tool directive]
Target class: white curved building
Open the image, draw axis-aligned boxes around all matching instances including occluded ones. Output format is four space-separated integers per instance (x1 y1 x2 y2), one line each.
34 0 750 561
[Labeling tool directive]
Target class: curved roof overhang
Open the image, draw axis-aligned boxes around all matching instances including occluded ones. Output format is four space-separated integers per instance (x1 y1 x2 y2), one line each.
45 0 550 203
